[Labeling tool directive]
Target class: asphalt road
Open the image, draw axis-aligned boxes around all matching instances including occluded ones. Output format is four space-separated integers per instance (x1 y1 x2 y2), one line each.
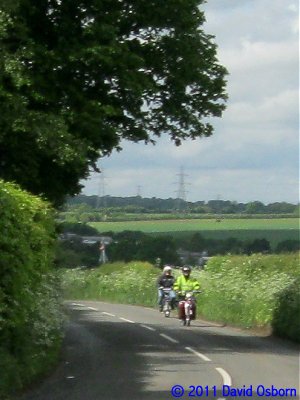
20 301 299 400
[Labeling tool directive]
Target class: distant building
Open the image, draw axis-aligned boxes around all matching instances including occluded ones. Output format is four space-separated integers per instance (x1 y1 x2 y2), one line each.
59 233 81 241
177 249 210 268
59 233 113 246
81 236 113 245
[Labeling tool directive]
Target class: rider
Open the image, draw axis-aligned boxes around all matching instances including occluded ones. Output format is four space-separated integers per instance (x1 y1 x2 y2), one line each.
174 265 200 323
157 265 176 312
173 265 200 295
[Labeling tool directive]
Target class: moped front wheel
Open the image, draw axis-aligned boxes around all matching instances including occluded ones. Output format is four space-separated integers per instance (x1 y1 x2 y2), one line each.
164 302 171 317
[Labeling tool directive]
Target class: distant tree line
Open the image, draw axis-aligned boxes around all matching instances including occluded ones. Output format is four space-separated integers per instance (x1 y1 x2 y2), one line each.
63 195 299 218
56 223 300 268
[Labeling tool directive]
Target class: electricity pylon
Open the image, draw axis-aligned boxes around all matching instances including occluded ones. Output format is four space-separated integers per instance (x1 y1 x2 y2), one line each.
174 166 190 212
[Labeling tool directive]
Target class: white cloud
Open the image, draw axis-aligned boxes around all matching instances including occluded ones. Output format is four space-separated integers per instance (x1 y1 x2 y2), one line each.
226 89 298 129
221 40 297 72
189 167 299 203
204 0 299 45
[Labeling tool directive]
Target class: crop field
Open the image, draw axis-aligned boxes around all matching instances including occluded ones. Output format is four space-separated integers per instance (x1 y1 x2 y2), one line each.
90 218 299 247
90 217 299 233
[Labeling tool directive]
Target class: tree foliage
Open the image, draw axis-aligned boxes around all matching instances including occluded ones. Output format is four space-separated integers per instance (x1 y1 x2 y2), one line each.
65 194 298 215
0 0 227 205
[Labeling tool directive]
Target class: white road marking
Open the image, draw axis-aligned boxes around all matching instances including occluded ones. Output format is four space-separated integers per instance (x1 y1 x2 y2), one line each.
185 346 211 362
216 367 232 386
160 333 179 343
119 317 135 323
140 324 156 331
102 312 116 317
71 303 234 393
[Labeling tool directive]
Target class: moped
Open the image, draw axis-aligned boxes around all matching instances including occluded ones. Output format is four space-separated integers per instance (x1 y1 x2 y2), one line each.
161 287 173 317
177 290 201 326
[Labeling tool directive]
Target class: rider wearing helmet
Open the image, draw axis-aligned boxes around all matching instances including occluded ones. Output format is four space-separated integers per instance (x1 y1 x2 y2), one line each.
174 266 201 325
173 265 200 297
157 265 176 312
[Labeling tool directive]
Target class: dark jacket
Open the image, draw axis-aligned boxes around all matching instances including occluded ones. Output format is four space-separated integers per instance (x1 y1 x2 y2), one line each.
157 274 175 288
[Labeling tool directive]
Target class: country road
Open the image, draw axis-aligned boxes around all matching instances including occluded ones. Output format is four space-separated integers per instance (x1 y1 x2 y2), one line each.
20 301 299 400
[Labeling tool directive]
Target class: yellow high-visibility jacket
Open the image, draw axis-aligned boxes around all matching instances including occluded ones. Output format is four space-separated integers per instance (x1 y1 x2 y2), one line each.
173 275 200 293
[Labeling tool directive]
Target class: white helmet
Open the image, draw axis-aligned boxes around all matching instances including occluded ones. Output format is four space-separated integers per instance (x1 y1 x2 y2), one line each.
163 265 172 273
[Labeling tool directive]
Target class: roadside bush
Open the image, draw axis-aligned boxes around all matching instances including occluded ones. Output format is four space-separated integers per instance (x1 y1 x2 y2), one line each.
199 253 300 341
0 180 63 397
62 261 160 306
272 278 300 342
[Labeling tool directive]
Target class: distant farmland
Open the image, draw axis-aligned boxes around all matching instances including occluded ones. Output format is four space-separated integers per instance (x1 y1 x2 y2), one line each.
90 218 298 232
90 218 299 247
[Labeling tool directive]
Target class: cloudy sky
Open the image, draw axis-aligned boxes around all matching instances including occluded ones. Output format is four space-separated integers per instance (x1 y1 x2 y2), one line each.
82 0 299 204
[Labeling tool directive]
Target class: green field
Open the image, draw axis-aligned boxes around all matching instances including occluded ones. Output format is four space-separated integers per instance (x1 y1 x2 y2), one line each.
90 218 299 248
90 218 299 233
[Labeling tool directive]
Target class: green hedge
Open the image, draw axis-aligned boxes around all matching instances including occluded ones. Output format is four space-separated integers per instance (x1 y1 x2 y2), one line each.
62 261 159 306
272 277 300 341
199 253 300 342
62 253 300 342
0 180 63 398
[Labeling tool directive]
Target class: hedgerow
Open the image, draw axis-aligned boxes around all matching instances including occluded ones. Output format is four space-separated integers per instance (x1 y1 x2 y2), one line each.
199 253 300 341
62 261 159 306
0 180 63 398
62 253 299 342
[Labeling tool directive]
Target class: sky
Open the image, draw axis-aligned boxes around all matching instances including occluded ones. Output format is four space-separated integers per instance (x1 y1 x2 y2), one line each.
81 0 299 204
